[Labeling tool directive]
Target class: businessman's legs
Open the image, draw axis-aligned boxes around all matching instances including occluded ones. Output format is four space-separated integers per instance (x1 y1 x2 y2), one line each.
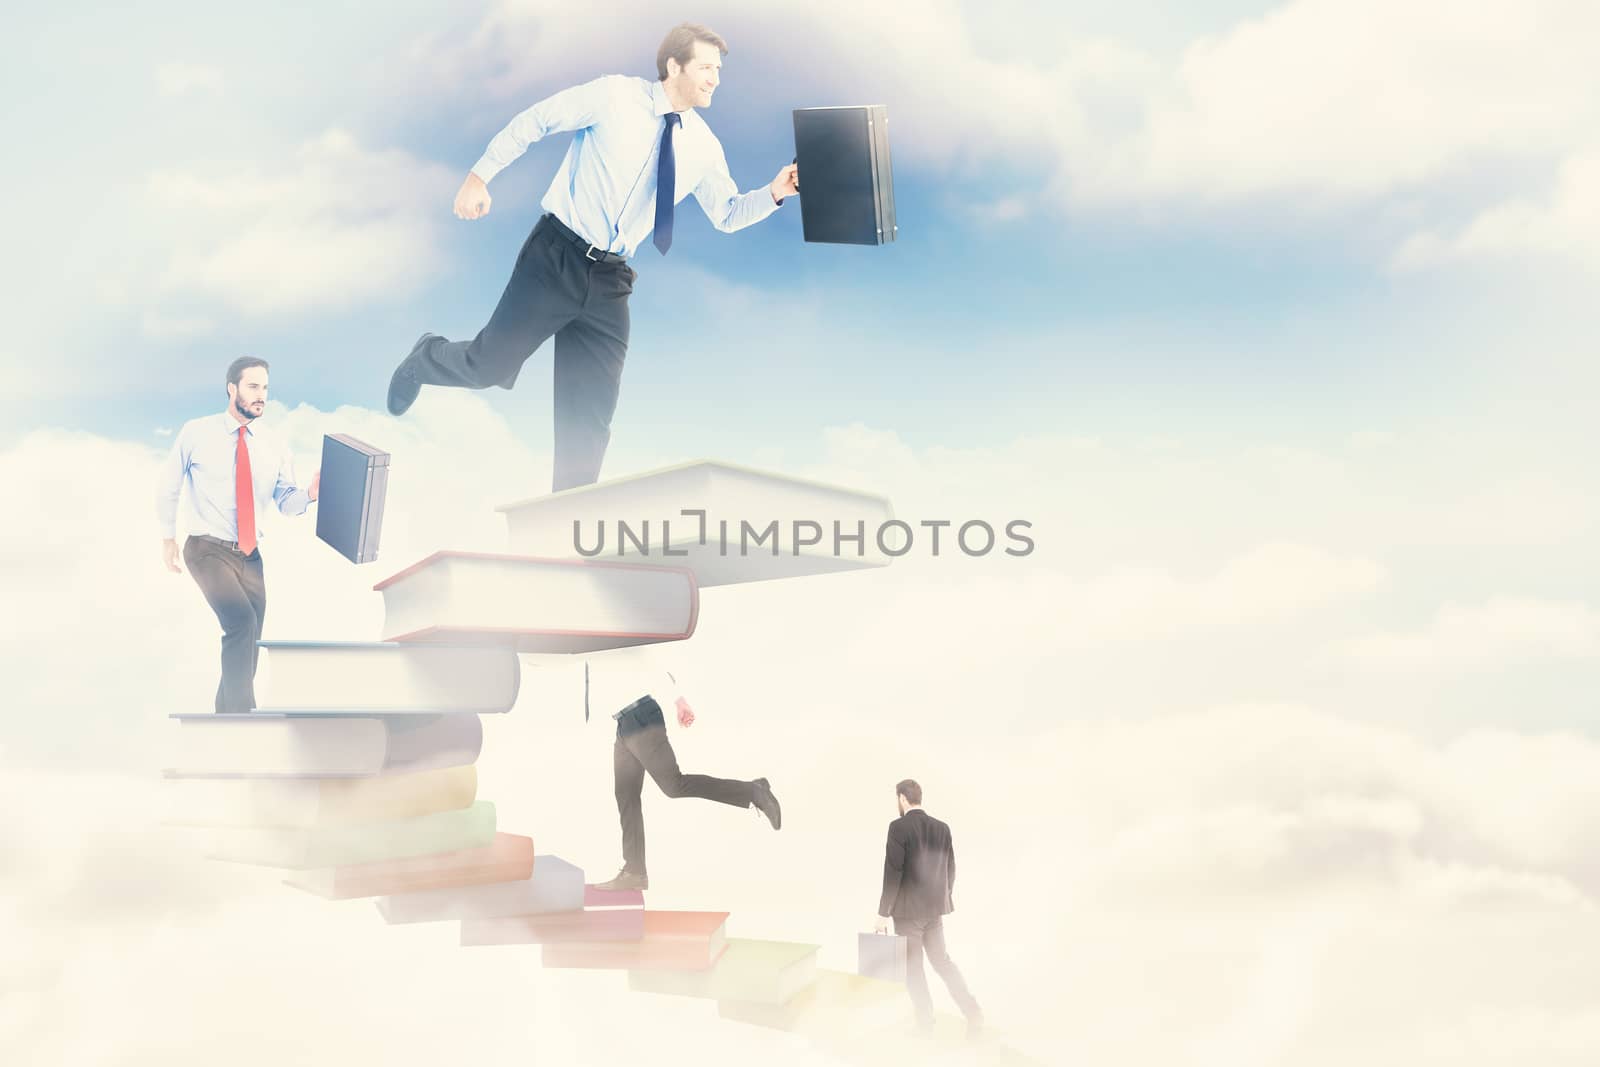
184 537 266 714
401 217 586 394
623 719 754 809
894 917 937 1028
920 916 982 1024
613 732 649 875
551 263 631 492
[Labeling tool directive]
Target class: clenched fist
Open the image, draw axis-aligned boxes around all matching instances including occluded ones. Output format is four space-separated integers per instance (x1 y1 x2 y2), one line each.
454 173 492 220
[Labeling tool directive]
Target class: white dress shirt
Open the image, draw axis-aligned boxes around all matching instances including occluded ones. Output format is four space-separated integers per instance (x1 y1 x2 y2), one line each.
578 645 688 720
470 75 780 258
155 413 311 542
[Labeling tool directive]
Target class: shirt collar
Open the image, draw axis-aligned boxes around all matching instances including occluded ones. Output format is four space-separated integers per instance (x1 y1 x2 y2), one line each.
222 412 255 436
651 79 699 130
650 79 674 118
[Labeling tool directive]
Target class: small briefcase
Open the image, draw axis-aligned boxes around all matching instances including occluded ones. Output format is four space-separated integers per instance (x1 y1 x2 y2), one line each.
793 105 897 245
858 931 907 984
315 433 390 564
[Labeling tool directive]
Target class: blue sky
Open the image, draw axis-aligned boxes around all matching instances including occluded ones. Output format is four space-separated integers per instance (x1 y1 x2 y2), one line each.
8 0 1594 459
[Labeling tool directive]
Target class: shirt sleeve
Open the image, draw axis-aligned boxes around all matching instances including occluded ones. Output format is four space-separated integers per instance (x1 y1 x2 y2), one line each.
691 140 781 234
878 823 906 919
271 442 311 517
470 76 616 184
155 424 191 540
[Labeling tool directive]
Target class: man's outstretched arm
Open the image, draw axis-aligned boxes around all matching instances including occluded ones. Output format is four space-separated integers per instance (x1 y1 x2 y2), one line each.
692 143 795 233
454 75 616 220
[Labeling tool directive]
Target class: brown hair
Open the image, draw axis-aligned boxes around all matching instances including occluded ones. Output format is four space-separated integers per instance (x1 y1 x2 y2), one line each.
656 23 727 81
226 357 269 390
895 779 922 805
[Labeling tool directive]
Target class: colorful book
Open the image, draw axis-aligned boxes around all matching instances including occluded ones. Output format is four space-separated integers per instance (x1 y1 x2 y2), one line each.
254 642 519 715
163 713 482 779
163 765 478 828
374 552 698 652
199 801 496 870
283 832 533 900
377 854 584 925
716 968 909 1034
497 459 896 587
584 884 645 908
461 907 645 946
540 910 728 971
460 878 645 944
628 938 819 1005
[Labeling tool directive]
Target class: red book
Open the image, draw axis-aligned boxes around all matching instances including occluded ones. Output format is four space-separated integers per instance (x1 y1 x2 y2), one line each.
284 832 533 900
541 910 729 972
461 908 645 946
584 884 645 908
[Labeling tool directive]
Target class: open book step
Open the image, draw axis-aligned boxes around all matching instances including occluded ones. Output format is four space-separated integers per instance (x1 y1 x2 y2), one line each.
498 459 896 587
254 642 519 715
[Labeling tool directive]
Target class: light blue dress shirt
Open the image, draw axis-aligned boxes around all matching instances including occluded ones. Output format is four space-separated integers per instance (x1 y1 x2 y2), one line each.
470 75 780 258
156 413 311 543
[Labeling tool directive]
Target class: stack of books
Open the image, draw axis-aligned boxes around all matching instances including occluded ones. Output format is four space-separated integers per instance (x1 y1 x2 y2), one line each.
161 460 1037 1061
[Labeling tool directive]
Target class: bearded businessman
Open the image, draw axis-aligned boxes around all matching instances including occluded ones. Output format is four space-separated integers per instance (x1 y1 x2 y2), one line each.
157 358 319 714
876 778 984 1037
387 22 799 492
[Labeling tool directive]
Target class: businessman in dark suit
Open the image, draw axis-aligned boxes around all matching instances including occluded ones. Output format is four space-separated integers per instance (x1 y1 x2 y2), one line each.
875 778 983 1035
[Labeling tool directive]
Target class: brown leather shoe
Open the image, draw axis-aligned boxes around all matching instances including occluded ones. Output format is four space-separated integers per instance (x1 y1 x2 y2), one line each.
592 870 648 892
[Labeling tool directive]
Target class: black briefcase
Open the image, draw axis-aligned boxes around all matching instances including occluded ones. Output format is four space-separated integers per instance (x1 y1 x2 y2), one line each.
315 433 389 564
793 105 897 245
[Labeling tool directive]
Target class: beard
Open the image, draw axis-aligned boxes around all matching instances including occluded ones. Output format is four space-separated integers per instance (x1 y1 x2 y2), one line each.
234 397 263 421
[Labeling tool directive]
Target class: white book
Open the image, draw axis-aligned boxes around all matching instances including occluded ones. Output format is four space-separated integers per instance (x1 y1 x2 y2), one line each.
376 853 585 924
163 713 483 779
497 460 897 587
374 551 698 652
162 765 479 828
197 801 497 870
254 642 520 715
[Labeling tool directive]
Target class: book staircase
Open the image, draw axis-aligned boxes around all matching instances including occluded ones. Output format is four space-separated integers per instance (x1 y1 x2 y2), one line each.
165 461 1038 1065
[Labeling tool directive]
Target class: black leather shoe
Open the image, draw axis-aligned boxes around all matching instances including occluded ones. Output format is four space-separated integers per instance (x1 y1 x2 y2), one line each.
592 870 648 892
750 777 782 830
387 333 435 415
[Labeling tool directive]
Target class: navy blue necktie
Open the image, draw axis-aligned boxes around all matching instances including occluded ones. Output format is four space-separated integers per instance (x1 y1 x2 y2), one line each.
653 113 682 256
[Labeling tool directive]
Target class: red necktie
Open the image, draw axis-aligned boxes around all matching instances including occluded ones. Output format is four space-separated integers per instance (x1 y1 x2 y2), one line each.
235 426 257 554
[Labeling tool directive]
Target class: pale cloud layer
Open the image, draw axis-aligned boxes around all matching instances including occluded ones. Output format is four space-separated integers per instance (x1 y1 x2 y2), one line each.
411 0 1600 271
155 62 225 96
4 397 1599 1062
146 130 460 321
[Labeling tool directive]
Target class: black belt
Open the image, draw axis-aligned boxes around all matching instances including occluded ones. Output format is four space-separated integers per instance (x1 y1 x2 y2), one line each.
612 694 655 721
191 533 257 554
542 214 628 265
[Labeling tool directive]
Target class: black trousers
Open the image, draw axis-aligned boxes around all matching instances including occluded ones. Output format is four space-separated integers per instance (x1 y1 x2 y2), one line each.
412 214 636 493
894 915 982 1027
183 536 267 715
612 697 754 875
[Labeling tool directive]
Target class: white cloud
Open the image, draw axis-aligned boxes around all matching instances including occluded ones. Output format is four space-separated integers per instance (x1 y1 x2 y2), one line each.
147 130 460 317
1393 151 1600 272
139 310 214 340
418 0 1600 270
6 404 1600 1063
1340 597 1600 671
155 63 224 96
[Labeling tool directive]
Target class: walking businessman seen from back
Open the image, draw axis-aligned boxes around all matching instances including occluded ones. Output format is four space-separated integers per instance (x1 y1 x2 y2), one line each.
876 778 984 1037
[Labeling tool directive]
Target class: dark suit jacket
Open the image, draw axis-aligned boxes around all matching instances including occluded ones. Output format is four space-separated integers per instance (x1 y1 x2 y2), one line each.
878 809 956 920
